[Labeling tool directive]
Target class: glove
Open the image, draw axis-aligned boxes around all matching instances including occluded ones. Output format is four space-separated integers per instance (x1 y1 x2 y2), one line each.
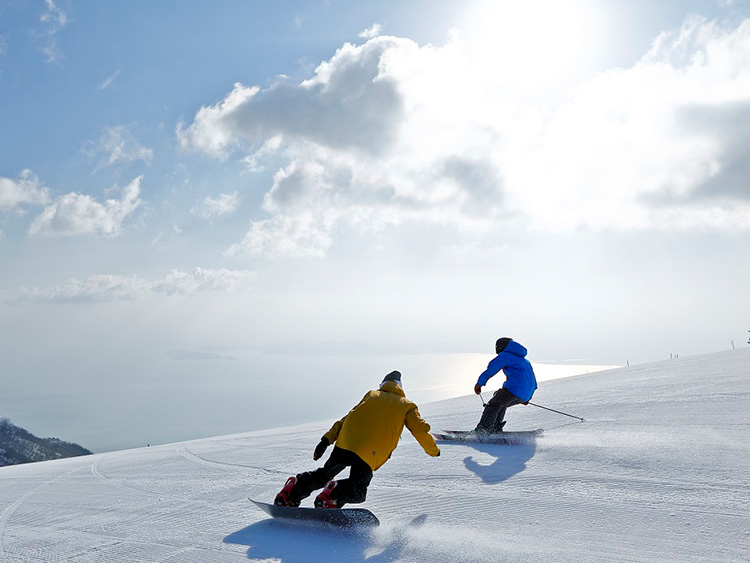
474 383 483 395
313 437 330 461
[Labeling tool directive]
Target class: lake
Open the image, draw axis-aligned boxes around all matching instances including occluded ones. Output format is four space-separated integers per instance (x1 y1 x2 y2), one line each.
2 351 617 453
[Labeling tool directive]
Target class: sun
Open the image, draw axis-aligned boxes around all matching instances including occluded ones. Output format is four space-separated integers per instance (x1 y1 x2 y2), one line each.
459 0 599 91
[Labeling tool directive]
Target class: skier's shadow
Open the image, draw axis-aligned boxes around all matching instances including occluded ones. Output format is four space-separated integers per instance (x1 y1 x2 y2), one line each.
460 441 537 484
225 515 427 562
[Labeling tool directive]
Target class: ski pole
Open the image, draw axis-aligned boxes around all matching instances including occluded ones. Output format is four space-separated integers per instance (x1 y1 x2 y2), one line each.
526 401 584 422
481 393 584 422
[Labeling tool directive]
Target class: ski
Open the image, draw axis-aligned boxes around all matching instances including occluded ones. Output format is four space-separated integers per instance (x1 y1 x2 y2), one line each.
431 429 543 445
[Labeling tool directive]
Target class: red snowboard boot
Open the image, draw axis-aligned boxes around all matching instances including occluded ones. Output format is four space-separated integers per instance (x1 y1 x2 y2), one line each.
274 476 299 507
314 480 339 509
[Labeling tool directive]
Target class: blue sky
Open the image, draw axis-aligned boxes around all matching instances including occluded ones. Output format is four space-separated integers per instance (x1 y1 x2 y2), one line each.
2 0 750 447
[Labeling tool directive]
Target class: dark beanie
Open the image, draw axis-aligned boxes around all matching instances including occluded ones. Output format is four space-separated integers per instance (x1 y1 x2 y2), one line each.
382 370 402 384
495 337 512 353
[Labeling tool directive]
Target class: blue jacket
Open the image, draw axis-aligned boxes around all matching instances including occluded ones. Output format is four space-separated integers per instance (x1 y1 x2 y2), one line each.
476 340 537 402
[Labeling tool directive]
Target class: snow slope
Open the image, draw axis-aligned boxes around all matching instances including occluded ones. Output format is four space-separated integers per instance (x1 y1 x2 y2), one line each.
0 349 748 562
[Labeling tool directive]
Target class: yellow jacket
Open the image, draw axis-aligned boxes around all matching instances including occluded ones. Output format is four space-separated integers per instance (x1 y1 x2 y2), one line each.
323 380 440 471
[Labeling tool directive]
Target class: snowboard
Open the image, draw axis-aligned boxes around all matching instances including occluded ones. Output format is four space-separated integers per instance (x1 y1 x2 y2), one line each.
432 429 543 445
250 499 380 527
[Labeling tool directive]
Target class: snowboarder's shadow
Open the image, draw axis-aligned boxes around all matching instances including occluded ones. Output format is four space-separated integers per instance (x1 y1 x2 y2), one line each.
225 514 427 562
225 520 374 562
461 441 537 484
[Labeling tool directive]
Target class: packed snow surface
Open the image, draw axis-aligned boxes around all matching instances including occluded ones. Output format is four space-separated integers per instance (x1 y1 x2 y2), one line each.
1 349 748 562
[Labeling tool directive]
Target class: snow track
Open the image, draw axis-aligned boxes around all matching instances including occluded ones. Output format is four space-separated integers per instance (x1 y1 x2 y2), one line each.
176 445 286 477
0 464 85 556
0 349 748 562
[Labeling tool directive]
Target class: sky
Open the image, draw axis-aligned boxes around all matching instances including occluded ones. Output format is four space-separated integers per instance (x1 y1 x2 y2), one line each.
2 1 750 447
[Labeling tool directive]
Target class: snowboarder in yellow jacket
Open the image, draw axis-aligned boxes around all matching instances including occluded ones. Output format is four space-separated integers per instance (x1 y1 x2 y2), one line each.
274 370 440 508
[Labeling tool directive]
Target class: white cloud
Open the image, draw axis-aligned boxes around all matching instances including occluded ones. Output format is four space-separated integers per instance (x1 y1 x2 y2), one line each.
191 192 240 221
176 84 261 159
0 170 51 212
5 268 257 303
28 176 143 237
359 24 382 39
226 213 334 258
242 135 283 172
84 126 154 170
180 17 750 257
37 0 68 63
153 267 257 295
511 16 750 232
98 67 122 91
14 274 152 303
151 225 182 247
40 0 68 29
177 36 408 158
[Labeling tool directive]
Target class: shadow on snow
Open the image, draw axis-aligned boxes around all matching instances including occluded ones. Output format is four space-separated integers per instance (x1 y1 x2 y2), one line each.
454 440 538 485
225 514 429 562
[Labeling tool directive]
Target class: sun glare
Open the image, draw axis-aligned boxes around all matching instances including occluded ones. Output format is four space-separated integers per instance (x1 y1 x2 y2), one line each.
460 0 597 91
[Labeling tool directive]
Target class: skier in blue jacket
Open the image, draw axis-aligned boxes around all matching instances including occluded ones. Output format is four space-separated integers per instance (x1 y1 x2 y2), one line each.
473 337 537 433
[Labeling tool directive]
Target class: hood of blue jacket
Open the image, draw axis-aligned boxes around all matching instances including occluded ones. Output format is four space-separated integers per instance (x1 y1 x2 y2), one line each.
504 340 528 358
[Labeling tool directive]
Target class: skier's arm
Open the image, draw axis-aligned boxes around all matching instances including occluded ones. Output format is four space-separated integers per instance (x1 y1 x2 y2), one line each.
476 357 504 388
405 407 440 457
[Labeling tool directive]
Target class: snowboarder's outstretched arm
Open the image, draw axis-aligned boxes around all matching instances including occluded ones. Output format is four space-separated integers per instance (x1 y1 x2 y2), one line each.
312 437 329 460
405 407 440 457
321 392 372 447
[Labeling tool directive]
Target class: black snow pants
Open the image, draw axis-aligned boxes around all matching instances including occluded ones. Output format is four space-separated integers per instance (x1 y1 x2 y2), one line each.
292 446 373 507
474 388 523 432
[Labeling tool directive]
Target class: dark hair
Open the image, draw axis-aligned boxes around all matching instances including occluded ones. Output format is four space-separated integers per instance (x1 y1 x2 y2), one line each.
495 337 512 353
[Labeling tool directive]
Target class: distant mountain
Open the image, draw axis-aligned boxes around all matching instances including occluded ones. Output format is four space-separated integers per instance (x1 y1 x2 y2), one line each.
0 418 92 467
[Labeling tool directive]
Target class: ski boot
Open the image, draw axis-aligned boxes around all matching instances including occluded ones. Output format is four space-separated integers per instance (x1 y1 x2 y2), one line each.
314 480 339 509
493 421 507 433
274 476 299 507
474 421 506 435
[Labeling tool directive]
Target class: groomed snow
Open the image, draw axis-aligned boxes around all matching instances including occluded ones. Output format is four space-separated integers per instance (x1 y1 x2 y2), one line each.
1 349 748 562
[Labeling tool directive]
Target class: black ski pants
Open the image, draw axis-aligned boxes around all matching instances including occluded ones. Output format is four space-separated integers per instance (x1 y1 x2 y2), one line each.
292 446 373 507
475 388 523 432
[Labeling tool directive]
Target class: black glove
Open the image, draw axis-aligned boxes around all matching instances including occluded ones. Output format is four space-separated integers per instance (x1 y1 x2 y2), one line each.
313 437 330 461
